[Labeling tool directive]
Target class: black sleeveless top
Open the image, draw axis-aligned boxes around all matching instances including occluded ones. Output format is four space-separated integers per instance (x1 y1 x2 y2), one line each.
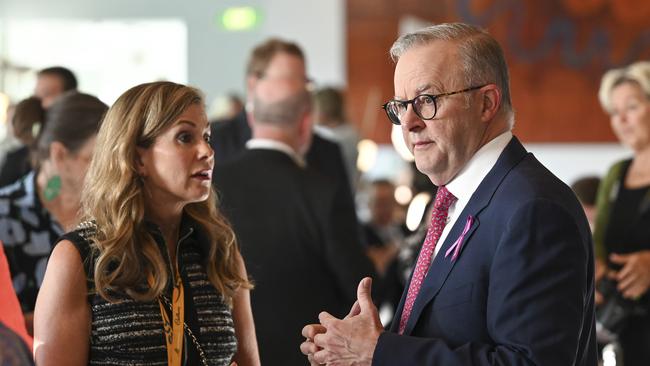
59 217 237 365
604 160 650 259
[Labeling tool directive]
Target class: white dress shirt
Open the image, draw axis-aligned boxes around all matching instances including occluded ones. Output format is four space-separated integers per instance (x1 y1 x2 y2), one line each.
432 131 513 257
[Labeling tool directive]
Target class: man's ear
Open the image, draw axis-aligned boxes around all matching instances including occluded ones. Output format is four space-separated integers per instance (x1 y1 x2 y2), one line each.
480 85 501 123
297 111 314 156
49 141 69 170
246 76 258 103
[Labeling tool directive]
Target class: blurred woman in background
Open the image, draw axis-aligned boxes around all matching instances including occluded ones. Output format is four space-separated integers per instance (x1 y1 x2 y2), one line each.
0 92 106 334
0 96 44 186
595 60 650 365
34 81 259 366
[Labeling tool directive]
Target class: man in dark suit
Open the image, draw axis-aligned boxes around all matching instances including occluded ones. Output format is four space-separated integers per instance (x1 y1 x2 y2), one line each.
214 77 375 365
301 23 597 365
210 38 363 250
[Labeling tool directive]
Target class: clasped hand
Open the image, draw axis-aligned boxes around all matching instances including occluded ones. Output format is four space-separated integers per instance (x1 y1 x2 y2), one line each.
300 277 384 366
609 250 650 299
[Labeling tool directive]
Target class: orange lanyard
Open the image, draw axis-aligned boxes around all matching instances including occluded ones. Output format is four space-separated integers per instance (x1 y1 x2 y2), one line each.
149 261 185 366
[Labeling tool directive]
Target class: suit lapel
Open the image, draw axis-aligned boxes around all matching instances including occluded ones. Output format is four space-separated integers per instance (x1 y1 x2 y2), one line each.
402 137 529 335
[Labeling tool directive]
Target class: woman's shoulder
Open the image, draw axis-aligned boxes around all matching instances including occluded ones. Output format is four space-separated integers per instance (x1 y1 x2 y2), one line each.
57 229 93 258
606 158 632 177
54 222 100 281
50 238 85 267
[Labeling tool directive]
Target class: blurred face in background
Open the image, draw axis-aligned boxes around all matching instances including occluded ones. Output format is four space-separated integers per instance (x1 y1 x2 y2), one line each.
58 136 97 193
369 183 397 227
609 81 650 152
35 74 65 108
248 52 307 100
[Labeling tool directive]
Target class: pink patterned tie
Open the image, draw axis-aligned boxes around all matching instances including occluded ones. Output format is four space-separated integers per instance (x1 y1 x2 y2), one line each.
398 186 457 335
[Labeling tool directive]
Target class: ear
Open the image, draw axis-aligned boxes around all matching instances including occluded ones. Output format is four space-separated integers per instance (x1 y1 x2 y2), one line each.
479 84 501 123
49 141 70 170
135 146 148 177
297 110 314 155
246 75 258 100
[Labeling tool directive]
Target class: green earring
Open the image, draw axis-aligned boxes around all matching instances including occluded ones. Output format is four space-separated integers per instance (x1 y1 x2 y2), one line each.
44 175 62 201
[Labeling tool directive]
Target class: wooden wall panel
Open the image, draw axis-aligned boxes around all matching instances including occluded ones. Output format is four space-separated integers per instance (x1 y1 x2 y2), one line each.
347 0 650 143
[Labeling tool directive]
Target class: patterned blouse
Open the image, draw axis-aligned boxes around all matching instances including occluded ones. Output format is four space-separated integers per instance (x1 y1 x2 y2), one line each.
0 171 63 313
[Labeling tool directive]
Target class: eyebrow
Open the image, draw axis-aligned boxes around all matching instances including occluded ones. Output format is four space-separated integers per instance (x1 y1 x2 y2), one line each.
394 83 437 100
176 120 197 127
415 83 433 95
176 120 210 131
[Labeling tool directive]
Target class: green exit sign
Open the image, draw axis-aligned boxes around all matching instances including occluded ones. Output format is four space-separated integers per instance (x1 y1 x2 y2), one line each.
219 6 262 31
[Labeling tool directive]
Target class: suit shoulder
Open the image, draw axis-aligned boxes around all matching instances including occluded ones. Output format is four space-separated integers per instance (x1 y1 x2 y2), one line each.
495 154 586 221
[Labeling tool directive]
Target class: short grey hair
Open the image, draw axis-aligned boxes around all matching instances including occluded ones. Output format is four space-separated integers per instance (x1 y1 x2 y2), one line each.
390 22 513 122
598 61 650 114
253 89 312 126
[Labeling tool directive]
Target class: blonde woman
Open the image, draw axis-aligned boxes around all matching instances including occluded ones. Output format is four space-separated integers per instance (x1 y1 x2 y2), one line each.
595 61 650 365
33 82 259 366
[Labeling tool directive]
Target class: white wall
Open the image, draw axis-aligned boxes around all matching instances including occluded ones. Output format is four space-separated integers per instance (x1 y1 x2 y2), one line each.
0 0 345 102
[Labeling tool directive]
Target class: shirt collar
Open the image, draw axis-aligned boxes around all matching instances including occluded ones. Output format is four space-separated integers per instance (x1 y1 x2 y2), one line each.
446 131 512 203
246 138 306 168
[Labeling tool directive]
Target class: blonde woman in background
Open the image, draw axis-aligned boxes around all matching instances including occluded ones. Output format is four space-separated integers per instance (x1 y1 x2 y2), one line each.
595 61 650 365
33 81 259 366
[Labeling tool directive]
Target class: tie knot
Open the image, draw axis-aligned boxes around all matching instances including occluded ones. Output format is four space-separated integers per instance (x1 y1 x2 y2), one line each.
433 186 456 212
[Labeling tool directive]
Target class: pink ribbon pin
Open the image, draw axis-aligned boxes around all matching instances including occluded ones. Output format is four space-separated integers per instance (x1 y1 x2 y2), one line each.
445 215 474 261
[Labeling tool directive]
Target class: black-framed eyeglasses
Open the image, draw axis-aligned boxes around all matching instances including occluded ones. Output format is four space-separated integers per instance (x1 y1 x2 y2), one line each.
381 85 486 125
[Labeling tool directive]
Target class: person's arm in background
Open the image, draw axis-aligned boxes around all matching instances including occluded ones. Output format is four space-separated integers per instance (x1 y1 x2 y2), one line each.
0 242 32 350
33 240 90 365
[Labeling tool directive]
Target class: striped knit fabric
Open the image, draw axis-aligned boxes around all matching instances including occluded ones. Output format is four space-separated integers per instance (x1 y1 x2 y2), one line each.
60 223 237 365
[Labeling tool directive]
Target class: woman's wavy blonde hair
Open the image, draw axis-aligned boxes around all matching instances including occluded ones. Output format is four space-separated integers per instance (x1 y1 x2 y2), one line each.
81 81 250 304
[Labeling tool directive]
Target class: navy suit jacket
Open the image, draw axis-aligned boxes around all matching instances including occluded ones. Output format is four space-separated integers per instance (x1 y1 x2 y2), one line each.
374 137 597 365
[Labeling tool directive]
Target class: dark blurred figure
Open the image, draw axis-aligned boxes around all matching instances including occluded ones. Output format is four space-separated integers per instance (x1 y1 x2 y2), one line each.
0 97 44 186
594 60 650 365
34 66 77 108
363 180 407 274
214 76 375 366
313 87 360 189
0 92 106 335
0 323 33 366
570 176 600 231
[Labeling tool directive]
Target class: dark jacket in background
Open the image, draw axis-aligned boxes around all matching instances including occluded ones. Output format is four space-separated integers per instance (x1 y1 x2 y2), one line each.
214 149 375 365
210 111 364 246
